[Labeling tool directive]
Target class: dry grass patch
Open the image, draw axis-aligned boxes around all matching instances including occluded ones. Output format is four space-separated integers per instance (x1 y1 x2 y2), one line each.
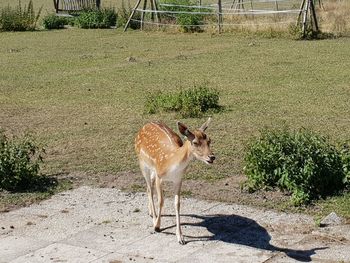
318 0 350 36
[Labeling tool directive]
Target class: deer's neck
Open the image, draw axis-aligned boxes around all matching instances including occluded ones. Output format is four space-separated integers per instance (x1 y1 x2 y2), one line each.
158 140 193 178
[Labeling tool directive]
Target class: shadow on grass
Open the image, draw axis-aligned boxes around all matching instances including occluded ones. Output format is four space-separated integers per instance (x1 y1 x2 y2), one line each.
6 175 59 193
161 214 327 262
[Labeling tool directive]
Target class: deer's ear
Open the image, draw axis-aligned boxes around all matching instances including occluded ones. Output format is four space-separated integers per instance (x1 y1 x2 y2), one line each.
199 117 211 132
177 122 195 141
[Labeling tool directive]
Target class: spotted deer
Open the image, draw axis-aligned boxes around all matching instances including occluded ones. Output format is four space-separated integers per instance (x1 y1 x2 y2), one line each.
135 118 215 244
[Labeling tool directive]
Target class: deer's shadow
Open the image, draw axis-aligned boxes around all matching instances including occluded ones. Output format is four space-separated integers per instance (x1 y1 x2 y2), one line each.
161 214 327 262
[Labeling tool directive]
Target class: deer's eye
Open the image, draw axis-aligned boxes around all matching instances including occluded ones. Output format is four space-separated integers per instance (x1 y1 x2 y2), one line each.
192 141 199 146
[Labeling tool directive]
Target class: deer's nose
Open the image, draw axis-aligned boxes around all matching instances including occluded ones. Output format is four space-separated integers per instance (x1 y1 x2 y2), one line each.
209 155 216 162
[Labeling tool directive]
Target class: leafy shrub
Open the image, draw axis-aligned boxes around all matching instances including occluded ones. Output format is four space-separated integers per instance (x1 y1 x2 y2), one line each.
0 131 45 191
42 14 67 30
244 128 346 205
0 0 42 31
75 7 117 29
159 0 209 32
117 0 141 29
145 85 220 118
339 142 350 186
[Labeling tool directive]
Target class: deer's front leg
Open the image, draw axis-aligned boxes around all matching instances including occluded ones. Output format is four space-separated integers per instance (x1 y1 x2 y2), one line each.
174 179 185 245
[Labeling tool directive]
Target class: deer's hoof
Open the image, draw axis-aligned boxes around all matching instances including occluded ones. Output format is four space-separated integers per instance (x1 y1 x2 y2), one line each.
154 227 161 232
178 238 186 245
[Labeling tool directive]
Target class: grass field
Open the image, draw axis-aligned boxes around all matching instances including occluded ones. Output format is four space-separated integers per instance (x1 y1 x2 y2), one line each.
1 0 350 218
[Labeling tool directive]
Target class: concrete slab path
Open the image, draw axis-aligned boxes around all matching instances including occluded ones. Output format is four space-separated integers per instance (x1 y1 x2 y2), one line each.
1 186 349 263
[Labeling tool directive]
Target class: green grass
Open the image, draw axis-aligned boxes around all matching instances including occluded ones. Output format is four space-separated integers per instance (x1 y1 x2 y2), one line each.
314 191 350 220
0 179 72 212
0 28 350 217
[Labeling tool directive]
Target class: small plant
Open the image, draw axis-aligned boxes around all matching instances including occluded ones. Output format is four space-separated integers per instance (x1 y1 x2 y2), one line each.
244 128 346 205
339 142 350 186
288 23 304 40
0 131 45 191
159 0 209 32
42 14 67 30
145 85 221 118
0 0 42 31
75 7 117 29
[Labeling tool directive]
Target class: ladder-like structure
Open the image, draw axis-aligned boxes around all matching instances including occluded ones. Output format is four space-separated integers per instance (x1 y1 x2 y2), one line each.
297 0 319 36
53 0 101 15
124 0 319 37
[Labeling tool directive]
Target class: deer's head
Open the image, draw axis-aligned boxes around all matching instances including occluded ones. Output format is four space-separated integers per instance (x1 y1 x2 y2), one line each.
177 118 215 165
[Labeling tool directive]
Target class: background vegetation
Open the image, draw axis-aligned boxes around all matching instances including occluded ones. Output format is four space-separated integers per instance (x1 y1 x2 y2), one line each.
159 0 208 32
74 8 117 29
1 0 349 35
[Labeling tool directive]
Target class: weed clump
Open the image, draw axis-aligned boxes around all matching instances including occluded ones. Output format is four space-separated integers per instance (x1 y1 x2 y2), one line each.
244 128 348 206
145 85 221 118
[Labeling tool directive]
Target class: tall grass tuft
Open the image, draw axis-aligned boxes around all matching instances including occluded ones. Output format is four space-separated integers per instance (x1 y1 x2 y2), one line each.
0 0 42 31
318 0 350 36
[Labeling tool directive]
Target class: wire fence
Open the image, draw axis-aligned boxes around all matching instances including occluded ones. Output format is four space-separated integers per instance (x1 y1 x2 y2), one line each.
125 0 305 32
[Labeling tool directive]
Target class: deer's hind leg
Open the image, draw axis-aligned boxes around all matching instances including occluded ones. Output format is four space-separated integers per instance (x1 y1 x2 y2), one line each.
154 175 164 232
140 162 157 221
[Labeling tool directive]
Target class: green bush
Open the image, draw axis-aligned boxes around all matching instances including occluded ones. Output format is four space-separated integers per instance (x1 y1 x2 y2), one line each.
340 142 350 186
0 131 45 191
0 0 42 31
145 85 220 118
159 0 208 32
75 7 117 29
42 14 67 30
244 128 346 205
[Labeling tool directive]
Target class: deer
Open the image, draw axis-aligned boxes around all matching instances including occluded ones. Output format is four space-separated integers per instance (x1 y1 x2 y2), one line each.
135 118 215 244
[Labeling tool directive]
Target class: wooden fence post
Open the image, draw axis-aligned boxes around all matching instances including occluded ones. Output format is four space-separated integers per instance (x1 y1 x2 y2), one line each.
124 0 143 32
299 0 319 37
302 0 309 37
53 0 59 13
141 0 148 30
217 0 222 33
309 0 319 32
